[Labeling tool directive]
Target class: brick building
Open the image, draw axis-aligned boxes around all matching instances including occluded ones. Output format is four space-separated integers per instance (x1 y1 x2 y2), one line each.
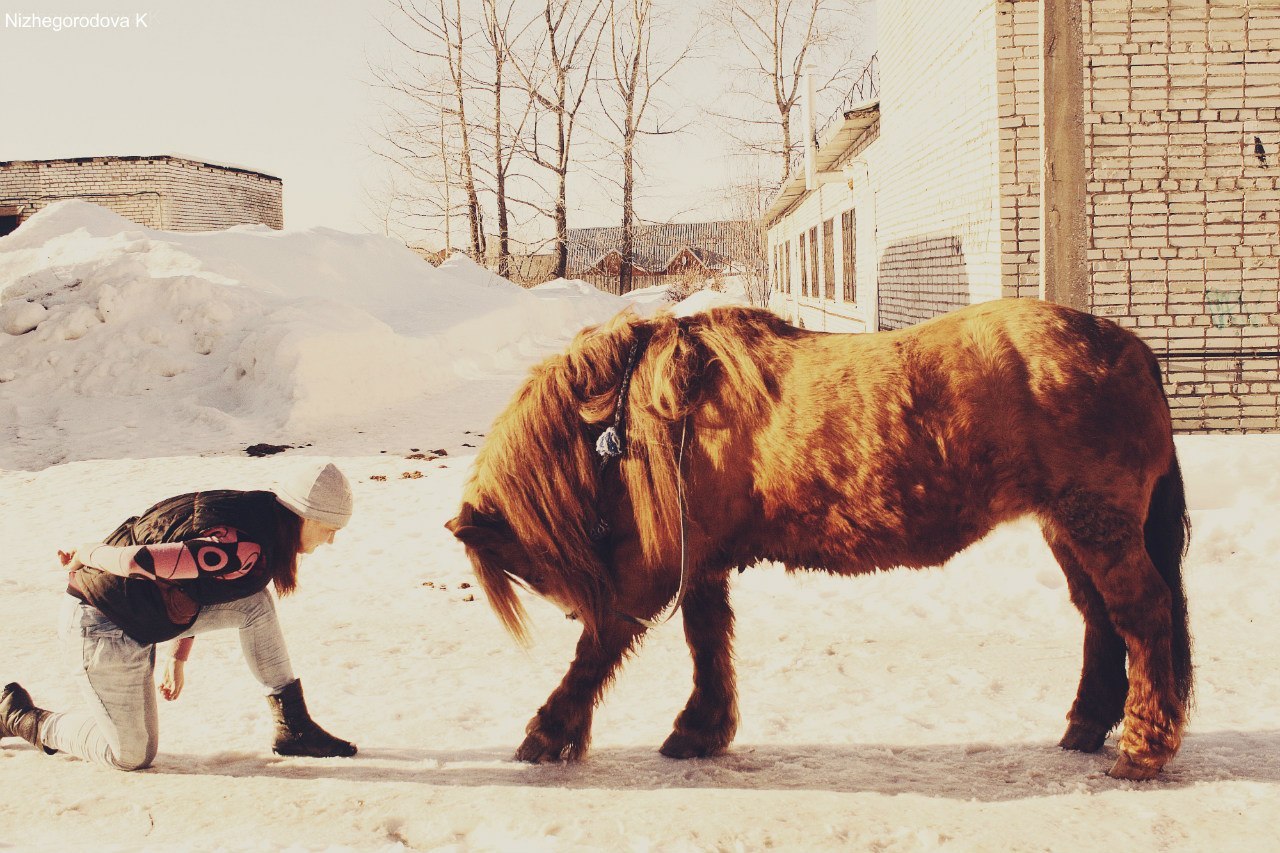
0 155 283 236
764 0 1280 433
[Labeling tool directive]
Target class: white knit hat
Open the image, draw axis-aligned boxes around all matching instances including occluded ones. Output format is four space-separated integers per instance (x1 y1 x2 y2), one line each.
274 461 353 529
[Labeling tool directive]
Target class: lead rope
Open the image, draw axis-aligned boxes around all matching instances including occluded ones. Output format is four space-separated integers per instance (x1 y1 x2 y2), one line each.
632 414 690 630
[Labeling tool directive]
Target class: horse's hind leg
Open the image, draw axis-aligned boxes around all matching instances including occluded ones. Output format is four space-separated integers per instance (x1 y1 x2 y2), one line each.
516 619 643 763
1044 533 1128 752
661 571 738 759
1049 504 1185 779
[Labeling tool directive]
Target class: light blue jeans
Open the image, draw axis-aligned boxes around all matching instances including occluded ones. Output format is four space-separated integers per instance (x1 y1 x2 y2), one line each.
40 591 296 770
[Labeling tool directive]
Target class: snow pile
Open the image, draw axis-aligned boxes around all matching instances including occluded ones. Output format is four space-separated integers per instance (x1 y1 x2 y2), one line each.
619 281 679 315
530 276 640 318
436 251 525 291
671 277 752 316
616 278 753 317
0 203 628 467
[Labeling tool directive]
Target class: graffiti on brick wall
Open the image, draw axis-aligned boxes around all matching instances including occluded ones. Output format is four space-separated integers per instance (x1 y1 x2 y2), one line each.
1205 288 1271 329
1206 288 1243 328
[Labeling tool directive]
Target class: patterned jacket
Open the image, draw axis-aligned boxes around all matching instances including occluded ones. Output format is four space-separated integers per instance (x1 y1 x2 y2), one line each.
68 490 290 644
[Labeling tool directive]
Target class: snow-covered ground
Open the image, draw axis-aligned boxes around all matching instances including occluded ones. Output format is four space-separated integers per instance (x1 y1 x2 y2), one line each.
1 204 1276 852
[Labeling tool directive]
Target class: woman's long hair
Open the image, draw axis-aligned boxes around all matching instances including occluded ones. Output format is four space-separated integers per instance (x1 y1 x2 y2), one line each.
269 506 303 596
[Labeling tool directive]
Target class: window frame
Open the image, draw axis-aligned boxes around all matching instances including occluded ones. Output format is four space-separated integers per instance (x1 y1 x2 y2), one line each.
808 226 819 300
841 208 857 304
798 232 809 297
822 218 836 301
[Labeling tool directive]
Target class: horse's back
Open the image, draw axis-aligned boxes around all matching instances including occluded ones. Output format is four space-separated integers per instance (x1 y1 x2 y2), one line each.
744 299 1173 565
825 298 1169 444
938 299 1169 449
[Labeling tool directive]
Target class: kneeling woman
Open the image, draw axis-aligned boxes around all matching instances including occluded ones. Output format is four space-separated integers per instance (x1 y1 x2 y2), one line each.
0 461 357 770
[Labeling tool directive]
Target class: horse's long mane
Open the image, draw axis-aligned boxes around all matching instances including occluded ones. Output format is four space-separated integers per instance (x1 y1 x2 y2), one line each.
464 306 782 639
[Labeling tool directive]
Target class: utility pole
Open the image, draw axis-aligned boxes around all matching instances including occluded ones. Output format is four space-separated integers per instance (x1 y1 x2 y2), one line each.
1040 0 1089 310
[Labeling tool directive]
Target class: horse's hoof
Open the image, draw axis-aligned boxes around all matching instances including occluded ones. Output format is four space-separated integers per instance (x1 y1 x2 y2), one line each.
515 731 582 763
1059 720 1111 753
1107 753 1162 781
659 730 728 759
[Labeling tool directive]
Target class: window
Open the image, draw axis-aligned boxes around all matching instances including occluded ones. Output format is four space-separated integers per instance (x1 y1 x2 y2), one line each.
842 209 856 303
784 240 792 294
774 242 781 294
798 233 809 296
822 218 835 300
770 244 778 294
808 226 819 299
0 206 20 238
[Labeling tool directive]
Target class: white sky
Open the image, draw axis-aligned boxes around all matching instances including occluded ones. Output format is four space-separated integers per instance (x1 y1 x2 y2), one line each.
1 0 872 239
1 0 380 232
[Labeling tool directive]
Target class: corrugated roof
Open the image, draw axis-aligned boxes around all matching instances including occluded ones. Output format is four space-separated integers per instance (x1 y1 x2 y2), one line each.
567 220 754 275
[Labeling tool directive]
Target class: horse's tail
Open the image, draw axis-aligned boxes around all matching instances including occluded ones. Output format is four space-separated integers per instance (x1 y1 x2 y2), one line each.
1144 448 1193 708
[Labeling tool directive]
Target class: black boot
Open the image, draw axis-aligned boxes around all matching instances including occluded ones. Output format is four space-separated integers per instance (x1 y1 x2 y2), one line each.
267 679 356 758
0 682 55 755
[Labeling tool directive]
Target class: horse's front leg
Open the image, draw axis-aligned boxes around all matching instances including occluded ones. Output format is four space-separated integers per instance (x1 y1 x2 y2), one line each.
661 571 738 759
516 618 643 763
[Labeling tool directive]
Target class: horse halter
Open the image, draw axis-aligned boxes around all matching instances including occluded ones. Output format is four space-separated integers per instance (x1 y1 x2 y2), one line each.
589 326 690 631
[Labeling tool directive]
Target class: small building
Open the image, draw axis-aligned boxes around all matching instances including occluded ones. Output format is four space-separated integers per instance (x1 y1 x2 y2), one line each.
581 248 655 278
410 244 559 287
500 252 559 286
0 155 283 236
764 0 1280 433
664 246 732 277
409 246 449 267
568 221 756 293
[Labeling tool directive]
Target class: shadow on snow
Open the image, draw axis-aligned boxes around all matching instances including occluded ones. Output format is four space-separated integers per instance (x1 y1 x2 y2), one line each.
144 729 1280 800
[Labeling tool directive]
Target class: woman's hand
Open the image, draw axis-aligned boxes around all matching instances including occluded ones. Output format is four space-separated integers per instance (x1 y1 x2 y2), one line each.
56 548 85 572
159 658 185 701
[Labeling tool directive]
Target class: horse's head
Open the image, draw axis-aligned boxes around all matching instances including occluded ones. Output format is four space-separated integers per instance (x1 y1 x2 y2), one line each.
447 499 606 644
448 307 778 644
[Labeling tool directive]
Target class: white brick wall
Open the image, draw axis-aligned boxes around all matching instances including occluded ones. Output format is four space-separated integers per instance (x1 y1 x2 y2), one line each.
0 156 283 232
766 0 1004 332
865 0 1003 330
998 0 1043 300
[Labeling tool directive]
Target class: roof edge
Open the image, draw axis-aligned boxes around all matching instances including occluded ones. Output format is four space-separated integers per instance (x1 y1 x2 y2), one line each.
0 155 281 183
762 99 880 228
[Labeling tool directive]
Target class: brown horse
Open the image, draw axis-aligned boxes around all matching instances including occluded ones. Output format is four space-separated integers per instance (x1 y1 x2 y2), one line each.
447 298 1192 780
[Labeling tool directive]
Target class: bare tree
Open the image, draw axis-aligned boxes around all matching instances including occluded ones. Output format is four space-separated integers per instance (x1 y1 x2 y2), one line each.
712 0 869 183
365 77 471 250
375 0 589 277
508 0 608 280
372 0 488 257
477 0 540 277
602 0 697 294
723 176 770 307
